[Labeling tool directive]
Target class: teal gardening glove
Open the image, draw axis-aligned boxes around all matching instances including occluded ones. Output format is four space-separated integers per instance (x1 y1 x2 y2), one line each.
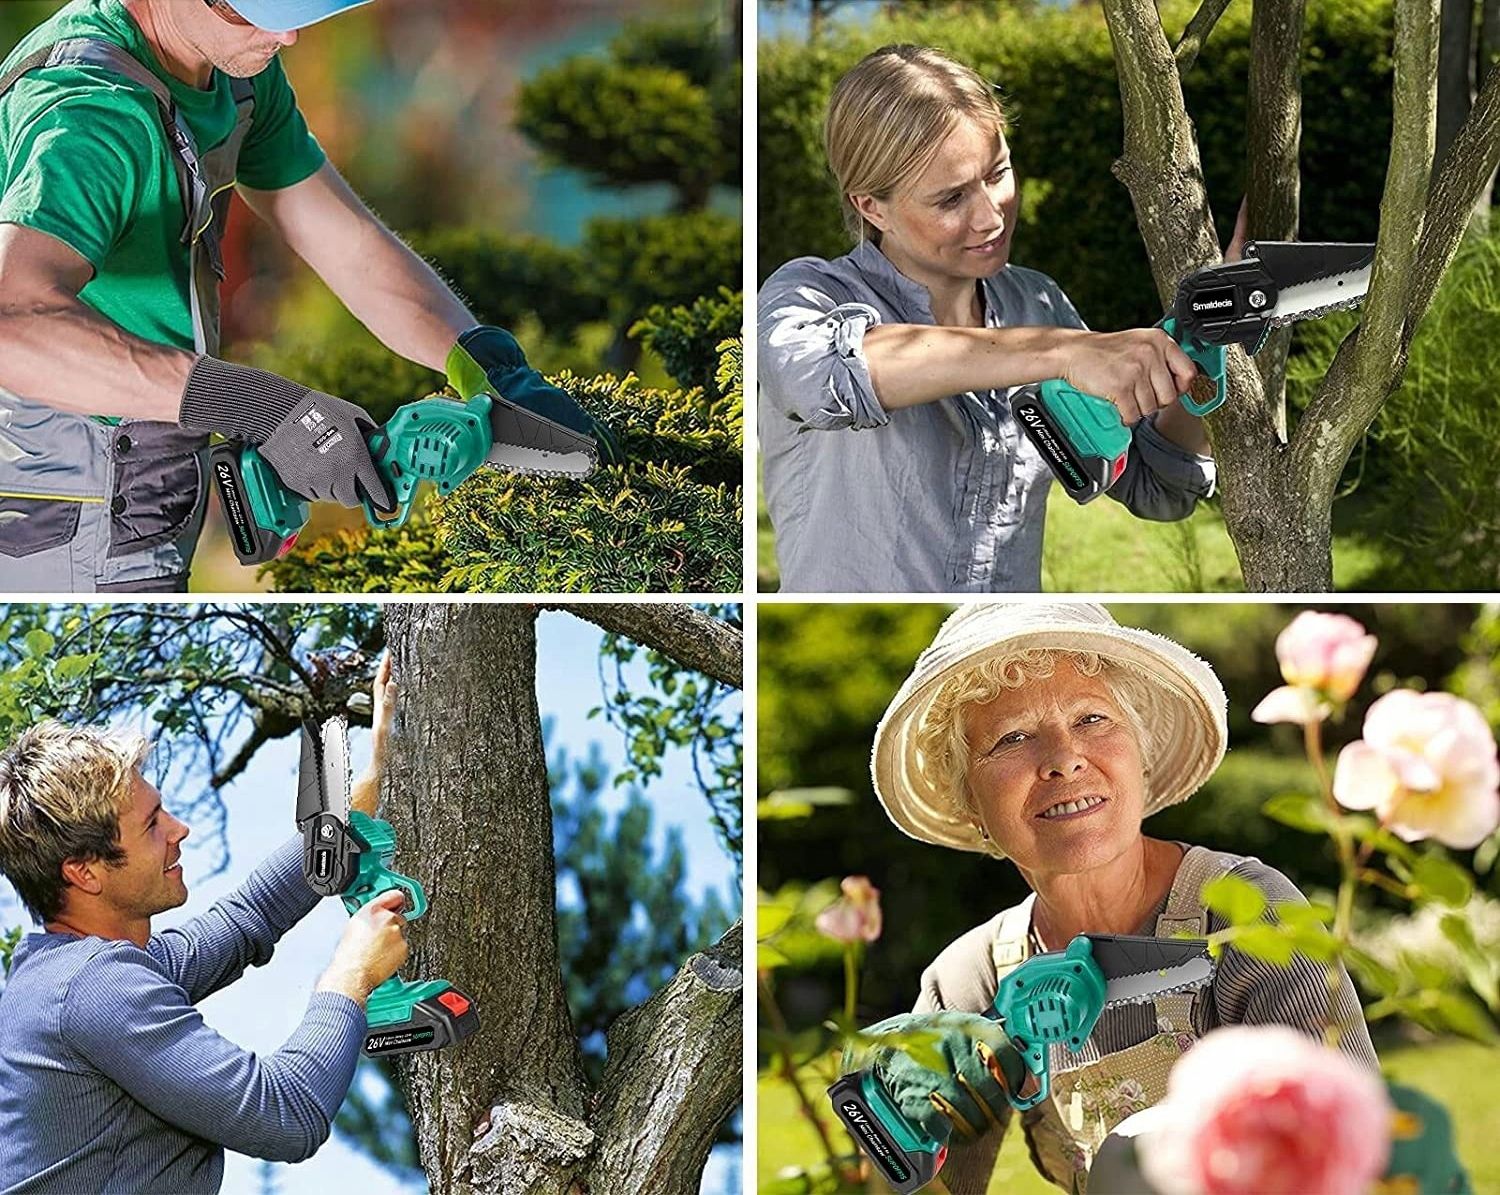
447 326 623 467
846 1012 1028 1145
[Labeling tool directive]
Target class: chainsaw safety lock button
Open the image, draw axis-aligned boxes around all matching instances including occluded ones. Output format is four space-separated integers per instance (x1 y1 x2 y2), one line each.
437 991 471 1017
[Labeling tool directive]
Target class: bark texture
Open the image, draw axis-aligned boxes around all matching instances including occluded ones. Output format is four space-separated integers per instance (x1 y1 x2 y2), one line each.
557 603 742 688
1105 0 1495 590
381 604 742 1194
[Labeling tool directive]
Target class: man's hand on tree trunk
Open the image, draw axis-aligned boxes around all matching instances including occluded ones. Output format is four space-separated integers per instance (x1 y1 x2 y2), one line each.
350 653 397 817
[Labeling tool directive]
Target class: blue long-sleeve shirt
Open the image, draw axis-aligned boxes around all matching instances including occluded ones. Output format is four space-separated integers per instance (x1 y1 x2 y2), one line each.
0 835 365 1194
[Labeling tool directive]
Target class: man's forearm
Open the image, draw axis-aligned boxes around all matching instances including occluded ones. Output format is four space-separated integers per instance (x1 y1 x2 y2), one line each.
243 164 473 373
0 289 194 421
332 219 473 372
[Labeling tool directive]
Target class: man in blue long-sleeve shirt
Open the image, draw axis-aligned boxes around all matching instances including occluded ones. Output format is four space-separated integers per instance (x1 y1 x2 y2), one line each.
0 667 407 1193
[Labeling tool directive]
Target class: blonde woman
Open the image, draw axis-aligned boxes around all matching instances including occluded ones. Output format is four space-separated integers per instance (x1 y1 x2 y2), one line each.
850 604 1376 1194
758 45 1219 593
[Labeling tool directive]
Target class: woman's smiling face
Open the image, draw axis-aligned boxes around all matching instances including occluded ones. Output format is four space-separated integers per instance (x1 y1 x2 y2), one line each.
853 116 1019 285
961 657 1148 878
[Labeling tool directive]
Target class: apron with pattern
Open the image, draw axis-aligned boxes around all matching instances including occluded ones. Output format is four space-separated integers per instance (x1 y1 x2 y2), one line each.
0 38 253 591
990 848 1236 1194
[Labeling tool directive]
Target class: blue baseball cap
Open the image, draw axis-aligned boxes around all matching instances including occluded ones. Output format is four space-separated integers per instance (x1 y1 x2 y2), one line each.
219 0 376 32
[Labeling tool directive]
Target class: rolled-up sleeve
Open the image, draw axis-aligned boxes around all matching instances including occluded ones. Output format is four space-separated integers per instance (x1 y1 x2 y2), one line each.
1107 414 1217 522
758 261 890 431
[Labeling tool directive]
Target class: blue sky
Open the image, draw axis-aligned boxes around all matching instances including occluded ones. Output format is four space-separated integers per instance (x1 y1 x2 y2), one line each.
0 608 740 1195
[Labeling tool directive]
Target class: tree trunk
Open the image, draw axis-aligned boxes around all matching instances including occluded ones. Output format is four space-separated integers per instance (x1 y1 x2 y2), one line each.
382 604 743 1195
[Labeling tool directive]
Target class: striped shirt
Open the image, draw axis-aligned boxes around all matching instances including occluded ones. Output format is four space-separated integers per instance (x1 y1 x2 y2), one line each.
0 835 364 1194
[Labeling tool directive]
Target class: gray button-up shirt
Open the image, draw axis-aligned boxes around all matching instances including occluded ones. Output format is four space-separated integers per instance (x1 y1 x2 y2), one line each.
758 240 1217 592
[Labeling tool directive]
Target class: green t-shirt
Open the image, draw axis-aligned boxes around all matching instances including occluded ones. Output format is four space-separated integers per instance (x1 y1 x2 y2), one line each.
0 0 326 351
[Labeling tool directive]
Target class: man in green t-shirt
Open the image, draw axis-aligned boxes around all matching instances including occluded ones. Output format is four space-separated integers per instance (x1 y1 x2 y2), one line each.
0 0 606 591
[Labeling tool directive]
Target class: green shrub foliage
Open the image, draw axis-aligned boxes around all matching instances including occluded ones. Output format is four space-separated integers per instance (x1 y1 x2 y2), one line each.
631 287 744 399
517 19 739 208
586 210 743 332
758 0 1394 332
264 361 743 594
408 229 607 337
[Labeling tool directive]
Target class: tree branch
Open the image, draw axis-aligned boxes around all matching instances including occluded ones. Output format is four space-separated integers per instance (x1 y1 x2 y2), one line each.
1407 57 1500 328
585 923 743 1194
1292 0 1441 502
1245 0 1307 435
1174 0 1235 73
558 604 742 689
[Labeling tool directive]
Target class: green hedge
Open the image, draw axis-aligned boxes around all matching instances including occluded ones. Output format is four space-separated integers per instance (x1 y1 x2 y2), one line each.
585 210 743 331
631 287 744 399
263 355 743 594
758 0 1393 332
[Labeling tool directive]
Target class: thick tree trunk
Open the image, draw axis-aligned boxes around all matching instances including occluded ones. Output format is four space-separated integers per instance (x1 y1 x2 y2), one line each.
381 604 743 1194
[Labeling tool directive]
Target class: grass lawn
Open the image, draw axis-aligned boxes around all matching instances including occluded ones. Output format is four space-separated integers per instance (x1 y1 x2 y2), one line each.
758 484 1390 592
758 1037 1497 1193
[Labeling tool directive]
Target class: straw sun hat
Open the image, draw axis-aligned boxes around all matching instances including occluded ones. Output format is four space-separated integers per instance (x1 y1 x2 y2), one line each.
870 603 1228 856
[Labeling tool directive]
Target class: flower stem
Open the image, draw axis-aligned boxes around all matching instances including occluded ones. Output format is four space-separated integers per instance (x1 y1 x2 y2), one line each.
844 944 860 1026
758 972 849 1176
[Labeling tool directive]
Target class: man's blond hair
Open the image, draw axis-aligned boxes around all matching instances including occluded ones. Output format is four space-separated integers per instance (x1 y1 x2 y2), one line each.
0 721 150 922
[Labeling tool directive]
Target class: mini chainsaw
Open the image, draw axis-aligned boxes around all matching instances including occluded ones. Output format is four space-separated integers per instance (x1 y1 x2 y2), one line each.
828 934 1215 1193
298 714 480 1057
1013 240 1375 502
213 344 607 565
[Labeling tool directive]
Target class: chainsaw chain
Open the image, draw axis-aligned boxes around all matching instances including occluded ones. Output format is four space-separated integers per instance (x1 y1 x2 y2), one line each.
479 452 598 483
1103 972 1215 1008
1267 290 1368 329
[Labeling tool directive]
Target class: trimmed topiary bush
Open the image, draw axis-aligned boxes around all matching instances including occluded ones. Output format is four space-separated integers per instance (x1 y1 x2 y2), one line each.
631 287 744 400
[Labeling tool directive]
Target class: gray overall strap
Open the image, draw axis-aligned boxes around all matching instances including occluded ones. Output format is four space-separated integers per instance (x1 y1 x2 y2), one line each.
0 38 254 278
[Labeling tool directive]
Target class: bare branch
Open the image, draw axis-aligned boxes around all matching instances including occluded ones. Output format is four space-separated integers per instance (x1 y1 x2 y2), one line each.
1174 0 1235 73
1293 0 1441 498
558 604 741 689
1407 59 1500 328
586 923 743 1194
1245 0 1306 435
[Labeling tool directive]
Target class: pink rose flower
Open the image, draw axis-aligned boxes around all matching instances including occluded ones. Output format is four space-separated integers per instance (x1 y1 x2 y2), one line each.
814 875 883 943
1333 690 1500 848
1254 613 1378 726
1251 684 1330 727
1276 611 1378 701
1139 1026 1391 1195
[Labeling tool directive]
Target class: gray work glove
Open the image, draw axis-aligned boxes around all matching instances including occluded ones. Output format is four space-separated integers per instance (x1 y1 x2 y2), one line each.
258 392 392 510
179 356 393 510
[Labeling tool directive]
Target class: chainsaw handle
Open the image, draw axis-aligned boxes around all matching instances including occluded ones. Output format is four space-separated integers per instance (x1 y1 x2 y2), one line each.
359 423 418 531
1159 315 1227 416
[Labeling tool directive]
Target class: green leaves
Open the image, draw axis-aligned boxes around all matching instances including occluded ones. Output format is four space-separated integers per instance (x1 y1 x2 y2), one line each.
1261 791 1340 835
1408 854 1473 908
759 788 856 822
1202 874 1267 925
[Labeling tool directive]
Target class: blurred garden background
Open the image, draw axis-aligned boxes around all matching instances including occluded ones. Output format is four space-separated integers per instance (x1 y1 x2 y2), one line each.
757 602 1500 1192
756 0 1500 592
0 0 743 593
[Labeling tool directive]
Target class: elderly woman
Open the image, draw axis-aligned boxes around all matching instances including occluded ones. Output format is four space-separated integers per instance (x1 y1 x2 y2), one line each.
758 45 1219 593
856 603 1376 1195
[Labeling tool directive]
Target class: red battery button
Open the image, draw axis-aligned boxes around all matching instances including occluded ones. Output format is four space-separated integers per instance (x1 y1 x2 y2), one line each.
437 990 471 1017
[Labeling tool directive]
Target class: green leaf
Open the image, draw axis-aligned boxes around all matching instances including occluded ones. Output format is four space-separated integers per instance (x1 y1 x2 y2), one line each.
1410 853 1473 907
1280 922 1340 962
758 942 791 971
1345 817 1417 862
22 629 55 659
1202 874 1267 926
1261 792 1339 835
1432 991 1499 1043
1227 925 1297 966
768 787 856 807
1272 900 1332 931
52 653 99 681
1344 946 1399 997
